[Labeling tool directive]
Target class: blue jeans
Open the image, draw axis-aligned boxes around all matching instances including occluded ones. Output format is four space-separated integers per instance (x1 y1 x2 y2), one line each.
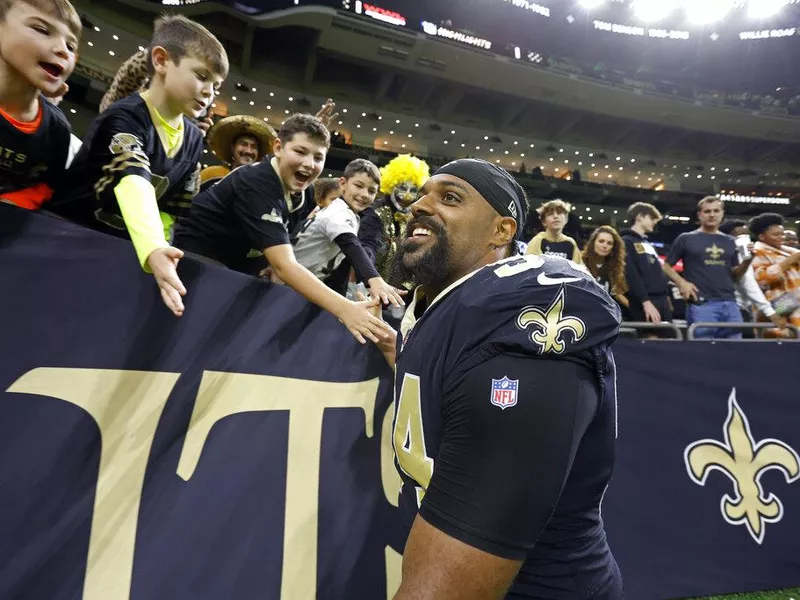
686 300 743 339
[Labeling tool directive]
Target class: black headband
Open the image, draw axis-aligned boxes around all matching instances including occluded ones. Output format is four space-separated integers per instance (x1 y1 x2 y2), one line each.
434 159 527 239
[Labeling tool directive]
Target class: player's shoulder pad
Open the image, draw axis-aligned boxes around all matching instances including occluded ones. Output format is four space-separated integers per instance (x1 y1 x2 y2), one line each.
452 254 621 357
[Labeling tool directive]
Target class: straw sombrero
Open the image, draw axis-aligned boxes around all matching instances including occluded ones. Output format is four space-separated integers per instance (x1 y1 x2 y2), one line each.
207 115 277 164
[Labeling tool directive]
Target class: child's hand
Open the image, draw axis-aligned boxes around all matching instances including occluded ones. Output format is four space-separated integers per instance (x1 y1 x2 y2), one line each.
337 295 394 345
147 246 186 317
355 291 398 365
367 277 406 308
196 115 214 138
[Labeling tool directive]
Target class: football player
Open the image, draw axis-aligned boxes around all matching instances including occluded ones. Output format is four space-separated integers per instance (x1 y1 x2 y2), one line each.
379 159 623 599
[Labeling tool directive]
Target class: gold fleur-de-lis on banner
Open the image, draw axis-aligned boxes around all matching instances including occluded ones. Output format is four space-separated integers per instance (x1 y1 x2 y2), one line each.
516 288 586 354
684 389 800 544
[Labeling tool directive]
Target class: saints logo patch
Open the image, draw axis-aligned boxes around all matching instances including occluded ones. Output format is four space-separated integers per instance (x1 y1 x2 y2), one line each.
109 133 145 157
684 389 800 544
516 287 586 354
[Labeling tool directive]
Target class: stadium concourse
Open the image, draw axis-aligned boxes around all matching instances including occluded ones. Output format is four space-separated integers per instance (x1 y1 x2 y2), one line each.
1 0 800 599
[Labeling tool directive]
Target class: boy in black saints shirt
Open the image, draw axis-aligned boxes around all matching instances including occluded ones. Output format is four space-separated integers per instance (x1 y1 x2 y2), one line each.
51 15 229 318
175 114 397 345
0 0 79 210
525 199 583 264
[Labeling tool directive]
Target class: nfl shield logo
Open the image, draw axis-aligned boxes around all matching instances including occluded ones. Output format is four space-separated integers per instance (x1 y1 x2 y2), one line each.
490 377 519 410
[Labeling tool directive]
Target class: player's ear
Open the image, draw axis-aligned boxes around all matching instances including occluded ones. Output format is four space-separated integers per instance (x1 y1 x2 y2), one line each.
492 217 517 248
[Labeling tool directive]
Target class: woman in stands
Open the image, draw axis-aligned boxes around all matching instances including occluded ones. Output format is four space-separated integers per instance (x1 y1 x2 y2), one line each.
583 225 629 310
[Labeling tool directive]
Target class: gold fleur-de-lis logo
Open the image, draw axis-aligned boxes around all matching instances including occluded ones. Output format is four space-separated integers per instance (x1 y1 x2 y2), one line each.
684 389 800 544
516 288 586 354
706 244 725 260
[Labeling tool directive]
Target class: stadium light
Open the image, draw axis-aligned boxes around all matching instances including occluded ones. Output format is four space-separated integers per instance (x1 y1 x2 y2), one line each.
685 0 735 24
747 0 786 19
578 0 605 9
632 0 677 23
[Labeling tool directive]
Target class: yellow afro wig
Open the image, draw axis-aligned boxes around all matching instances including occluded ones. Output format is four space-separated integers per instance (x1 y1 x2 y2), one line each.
380 154 431 196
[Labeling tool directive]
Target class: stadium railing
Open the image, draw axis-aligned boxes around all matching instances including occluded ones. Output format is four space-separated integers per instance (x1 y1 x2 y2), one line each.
686 322 800 342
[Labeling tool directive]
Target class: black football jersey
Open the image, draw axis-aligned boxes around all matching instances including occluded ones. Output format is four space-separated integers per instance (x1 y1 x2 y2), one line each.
53 94 202 225
0 98 70 199
394 254 623 598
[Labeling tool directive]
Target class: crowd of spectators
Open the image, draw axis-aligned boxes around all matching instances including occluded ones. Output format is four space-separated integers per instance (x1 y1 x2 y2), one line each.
2 0 797 347
522 196 800 339
542 54 800 117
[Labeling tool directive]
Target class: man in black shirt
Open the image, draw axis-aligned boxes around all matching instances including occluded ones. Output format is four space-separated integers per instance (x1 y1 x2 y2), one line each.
663 196 752 339
373 159 622 599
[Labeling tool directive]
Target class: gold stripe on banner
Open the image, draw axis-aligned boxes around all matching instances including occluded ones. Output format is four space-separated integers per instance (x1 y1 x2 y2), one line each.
176 372 382 600
8 368 181 600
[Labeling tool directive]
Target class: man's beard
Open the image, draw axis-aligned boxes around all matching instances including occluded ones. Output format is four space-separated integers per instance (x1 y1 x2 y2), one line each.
389 221 450 289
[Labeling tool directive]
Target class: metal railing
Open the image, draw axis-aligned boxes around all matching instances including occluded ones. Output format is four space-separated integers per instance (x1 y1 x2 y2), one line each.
619 322 684 340
686 322 800 342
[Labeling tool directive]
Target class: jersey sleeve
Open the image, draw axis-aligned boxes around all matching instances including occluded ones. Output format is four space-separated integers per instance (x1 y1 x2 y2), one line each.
666 234 685 266
525 232 544 255
91 110 153 189
449 256 621 380
570 238 583 264
419 354 601 560
322 205 359 242
229 165 291 250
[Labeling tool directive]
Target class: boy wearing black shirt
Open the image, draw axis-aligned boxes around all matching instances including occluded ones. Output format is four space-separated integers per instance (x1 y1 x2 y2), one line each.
0 0 79 210
174 114 396 345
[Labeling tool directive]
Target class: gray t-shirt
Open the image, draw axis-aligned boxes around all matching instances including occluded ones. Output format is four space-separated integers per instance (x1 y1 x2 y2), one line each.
667 230 738 301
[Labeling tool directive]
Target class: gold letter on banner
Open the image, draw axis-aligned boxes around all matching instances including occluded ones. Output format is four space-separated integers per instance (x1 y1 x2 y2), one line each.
7 367 180 600
176 372 380 600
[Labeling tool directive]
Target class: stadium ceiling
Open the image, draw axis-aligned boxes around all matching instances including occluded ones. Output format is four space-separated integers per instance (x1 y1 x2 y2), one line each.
71 0 800 202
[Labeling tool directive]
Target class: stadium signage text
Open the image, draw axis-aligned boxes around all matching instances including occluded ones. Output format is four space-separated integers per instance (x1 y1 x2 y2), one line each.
739 28 796 40
717 193 791 205
503 0 551 18
356 1 406 26
421 21 493 49
593 20 689 40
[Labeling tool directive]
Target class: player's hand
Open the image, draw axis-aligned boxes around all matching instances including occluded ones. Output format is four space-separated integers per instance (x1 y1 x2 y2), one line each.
641 300 662 324
678 280 699 302
147 246 187 317
315 98 339 129
337 296 394 345
367 276 406 308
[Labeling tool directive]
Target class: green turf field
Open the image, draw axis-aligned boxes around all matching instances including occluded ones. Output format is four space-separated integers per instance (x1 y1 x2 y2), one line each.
691 588 800 600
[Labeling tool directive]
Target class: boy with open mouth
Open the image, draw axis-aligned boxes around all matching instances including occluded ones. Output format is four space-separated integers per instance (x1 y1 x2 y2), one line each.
174 115 398 345
0 0 80 210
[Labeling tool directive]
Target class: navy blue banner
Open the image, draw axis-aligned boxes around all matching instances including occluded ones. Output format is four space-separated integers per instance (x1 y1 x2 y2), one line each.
1 205 799 599
604 341 800 599
0 206 406 600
